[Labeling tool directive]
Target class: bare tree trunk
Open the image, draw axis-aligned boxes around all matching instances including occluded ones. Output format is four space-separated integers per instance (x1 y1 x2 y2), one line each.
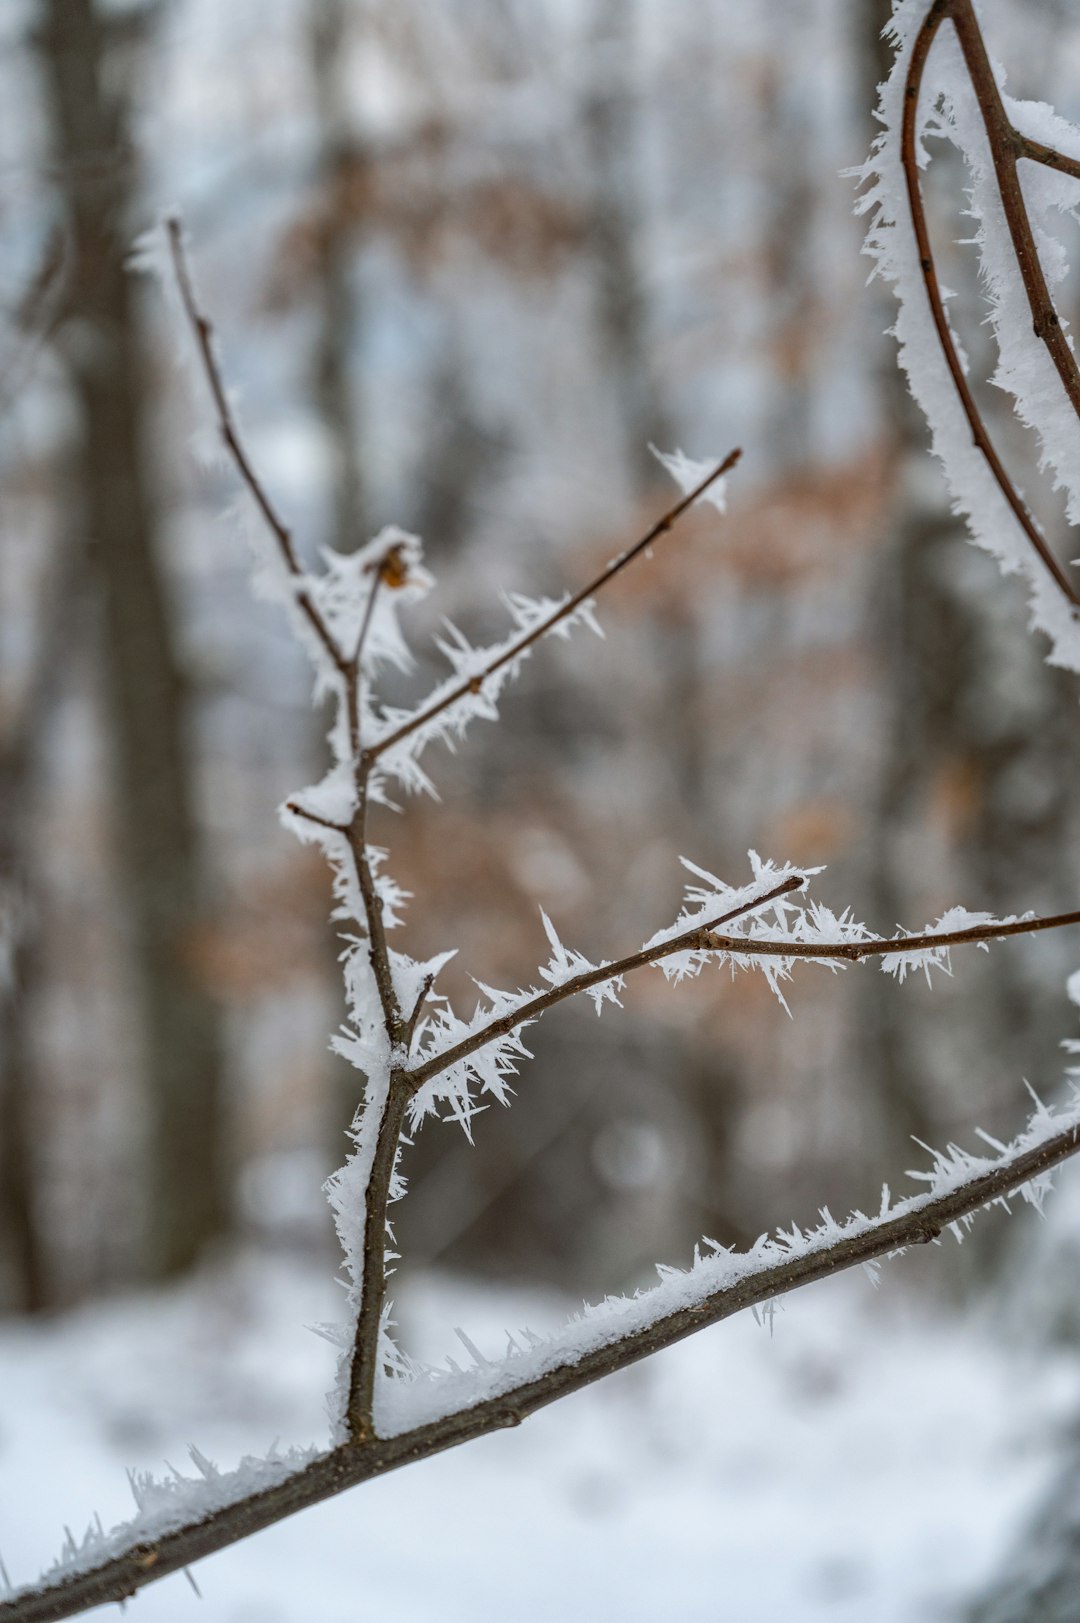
0 630 64 1312
38 0 228 1280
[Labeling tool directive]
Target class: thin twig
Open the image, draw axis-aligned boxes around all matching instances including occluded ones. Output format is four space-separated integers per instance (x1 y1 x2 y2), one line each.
350 571 382 671
165 218 350 666
284 801 350 836
367 448 742 763
409 874 804 1090
704 904 1080 959
404 974 436 1054
7 1105 1080 1623
409 891 1080 1091
1017 132 1080 185
900 3 1080 609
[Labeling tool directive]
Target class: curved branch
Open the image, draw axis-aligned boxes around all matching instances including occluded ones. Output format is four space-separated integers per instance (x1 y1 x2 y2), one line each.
6 1101 1079 1623
900 4 1080 608
704 903 1080 962
1017 132 1080 186
948 0 1080 419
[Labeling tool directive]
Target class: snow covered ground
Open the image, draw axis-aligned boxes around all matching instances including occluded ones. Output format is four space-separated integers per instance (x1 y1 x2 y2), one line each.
0 1248 1075 1623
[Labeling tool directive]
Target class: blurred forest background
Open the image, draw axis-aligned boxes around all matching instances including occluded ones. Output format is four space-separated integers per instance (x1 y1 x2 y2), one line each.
3 0 1080 1340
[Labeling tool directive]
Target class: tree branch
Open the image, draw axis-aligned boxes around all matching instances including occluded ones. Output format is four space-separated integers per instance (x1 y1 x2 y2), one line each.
948 0 1080 419
409 894 1080 1091
703 903 1080 961
1017 132 1080 185
900 3 1080 609
165 217 350 668
408 875 805 1089
367 448 742 763
6 1101 1079 1623
345 1077 409 1440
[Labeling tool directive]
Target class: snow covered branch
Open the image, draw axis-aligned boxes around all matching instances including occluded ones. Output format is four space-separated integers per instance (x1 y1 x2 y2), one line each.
856 0 1080 656
6 1088 1080 1623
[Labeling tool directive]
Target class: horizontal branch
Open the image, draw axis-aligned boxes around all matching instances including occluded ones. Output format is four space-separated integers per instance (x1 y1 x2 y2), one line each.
367 447 741 763
409 895 1080 1091
8 1101 1080 1623
407 873 803 1090
703 904 1080 962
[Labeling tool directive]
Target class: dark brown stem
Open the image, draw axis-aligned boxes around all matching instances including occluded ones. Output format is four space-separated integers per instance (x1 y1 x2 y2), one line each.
948 1 1080 417
7 1105 1079 1623
345 808 403 1045
404 974 436 1053
410 891 1080 1092
350 571 382 672
704 903 1080 962
346 1078 409 1440
165 218 351 666
367 448 741 763
284 801 349 836
900 3 1080 608
409 874 804 1090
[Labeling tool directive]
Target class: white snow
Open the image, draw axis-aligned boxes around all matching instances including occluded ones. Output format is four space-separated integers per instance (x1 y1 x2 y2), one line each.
2 1245 1078 1622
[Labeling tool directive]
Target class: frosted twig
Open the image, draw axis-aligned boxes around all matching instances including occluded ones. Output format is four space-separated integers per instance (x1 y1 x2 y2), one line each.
283 802 349 836
900 1 1080 609
366 447 742 763
409 875 805 1088
404 974 436 1054
410 894 1080 1089
165 216 350 666
703 904 1080 961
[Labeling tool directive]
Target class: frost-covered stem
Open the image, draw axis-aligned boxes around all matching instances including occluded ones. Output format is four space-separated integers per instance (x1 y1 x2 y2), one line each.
409 875 805 1089
366 447 742 764
900 2 1080 608
284 801 349 835
409 895 1080 1091
702 904 1080 960
346 1076 409 1440
165 217 351 667
346 794 404 1044
349 570 382 676
7 1109 1080 1623
947 0 1080 418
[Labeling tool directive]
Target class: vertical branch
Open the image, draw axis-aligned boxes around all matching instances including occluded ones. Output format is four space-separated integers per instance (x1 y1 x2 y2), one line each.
899 1 1080 608
169 219 406 1438
345 1082 408 1439
948 0 1080 422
